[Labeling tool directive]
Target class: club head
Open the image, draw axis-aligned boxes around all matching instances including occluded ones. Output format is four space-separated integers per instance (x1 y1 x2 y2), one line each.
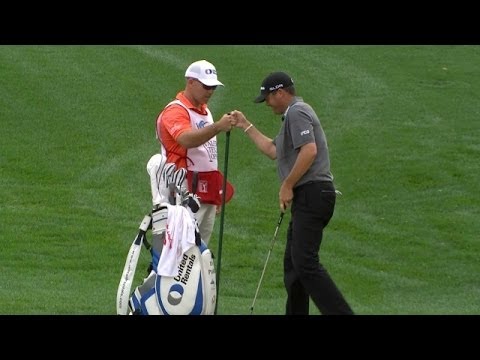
162 163 176 187
173 168 187 187
146 154 167 206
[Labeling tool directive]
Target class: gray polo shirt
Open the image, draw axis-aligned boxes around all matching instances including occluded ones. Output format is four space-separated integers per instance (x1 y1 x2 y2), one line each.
273 97 333 188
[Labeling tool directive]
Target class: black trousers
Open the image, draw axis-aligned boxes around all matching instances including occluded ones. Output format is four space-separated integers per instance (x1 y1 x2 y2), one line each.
283 181 354 315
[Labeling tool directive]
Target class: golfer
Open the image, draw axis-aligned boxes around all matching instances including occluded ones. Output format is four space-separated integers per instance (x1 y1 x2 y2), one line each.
231 71 354 315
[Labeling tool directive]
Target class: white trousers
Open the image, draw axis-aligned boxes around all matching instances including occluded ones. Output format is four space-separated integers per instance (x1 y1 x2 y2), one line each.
196 203 217 244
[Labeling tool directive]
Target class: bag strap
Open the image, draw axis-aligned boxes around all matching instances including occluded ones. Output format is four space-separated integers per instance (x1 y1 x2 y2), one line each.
191 171 199 195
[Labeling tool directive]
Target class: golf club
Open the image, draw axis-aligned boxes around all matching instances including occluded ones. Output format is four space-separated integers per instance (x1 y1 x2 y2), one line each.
215 130 231 314
250 211 284 315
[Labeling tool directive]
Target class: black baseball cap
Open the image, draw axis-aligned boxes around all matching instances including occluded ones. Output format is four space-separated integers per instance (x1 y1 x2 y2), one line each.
254 71 294 103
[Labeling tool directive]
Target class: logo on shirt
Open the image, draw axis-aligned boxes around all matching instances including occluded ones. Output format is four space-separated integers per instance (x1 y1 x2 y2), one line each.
300 130 310 136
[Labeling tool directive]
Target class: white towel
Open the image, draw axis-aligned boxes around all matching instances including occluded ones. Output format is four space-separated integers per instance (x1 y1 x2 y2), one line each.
156 204 197 277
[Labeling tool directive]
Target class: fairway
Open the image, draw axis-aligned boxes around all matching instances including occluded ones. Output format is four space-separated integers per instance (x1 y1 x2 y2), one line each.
1 45 479 314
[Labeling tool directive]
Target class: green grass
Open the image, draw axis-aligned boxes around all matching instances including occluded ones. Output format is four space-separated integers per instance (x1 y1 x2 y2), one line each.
1 45 479 314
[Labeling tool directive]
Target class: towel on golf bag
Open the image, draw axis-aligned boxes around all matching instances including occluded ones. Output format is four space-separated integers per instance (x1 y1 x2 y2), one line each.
156 204 196 277
129 240 216 315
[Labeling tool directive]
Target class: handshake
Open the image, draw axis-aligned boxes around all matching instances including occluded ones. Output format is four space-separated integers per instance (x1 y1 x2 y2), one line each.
216 110 251 133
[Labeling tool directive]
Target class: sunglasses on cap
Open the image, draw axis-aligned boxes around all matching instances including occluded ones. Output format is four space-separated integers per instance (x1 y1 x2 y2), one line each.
201 84 217 91
193 78 217 91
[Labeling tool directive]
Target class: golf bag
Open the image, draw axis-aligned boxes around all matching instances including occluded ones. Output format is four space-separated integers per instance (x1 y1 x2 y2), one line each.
127 214 216 315
116 154 217 315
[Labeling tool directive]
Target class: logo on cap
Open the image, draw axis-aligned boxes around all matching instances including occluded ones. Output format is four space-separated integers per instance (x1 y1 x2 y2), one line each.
269 84 285 91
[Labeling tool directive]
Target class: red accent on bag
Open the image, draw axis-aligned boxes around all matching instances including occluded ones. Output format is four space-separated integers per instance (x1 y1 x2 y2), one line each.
187 170 235 206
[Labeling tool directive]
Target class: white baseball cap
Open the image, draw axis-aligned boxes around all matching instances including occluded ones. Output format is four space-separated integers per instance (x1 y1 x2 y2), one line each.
185 60 224 87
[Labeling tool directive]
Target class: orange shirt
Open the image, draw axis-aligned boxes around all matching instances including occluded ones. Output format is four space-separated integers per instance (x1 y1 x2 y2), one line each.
156 92 208 169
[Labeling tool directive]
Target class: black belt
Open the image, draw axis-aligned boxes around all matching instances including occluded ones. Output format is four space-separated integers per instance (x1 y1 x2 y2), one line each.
294 180 334 192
